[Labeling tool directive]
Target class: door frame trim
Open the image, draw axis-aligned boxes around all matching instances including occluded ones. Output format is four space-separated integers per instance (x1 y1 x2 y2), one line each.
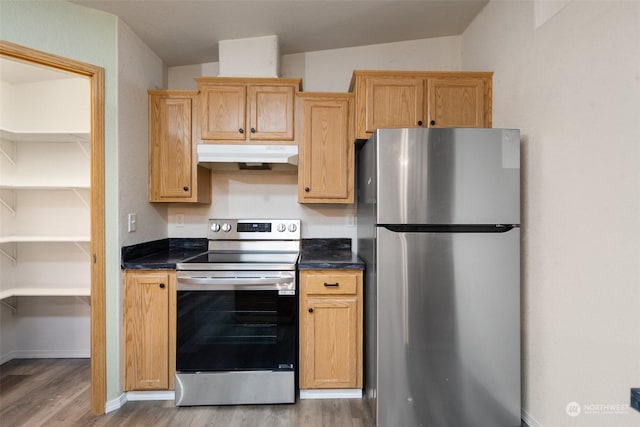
0 40 106 415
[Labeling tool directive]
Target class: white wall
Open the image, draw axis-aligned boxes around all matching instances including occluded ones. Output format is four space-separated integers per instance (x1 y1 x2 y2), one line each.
115 19 166 398
117 20 166 247
0 77 90 133
294 36 463 92
11 296 90 359
166 37 463 242
463 1 640 426
168 36 462 92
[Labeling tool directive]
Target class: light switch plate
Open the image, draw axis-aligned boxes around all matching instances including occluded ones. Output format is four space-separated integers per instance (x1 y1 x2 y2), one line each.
128 213 137 232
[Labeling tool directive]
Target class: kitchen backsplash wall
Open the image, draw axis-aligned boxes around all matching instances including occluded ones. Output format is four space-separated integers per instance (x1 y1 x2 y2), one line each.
167 171 356 241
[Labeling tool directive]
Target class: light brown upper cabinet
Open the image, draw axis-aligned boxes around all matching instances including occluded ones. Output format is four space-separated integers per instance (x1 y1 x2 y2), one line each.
350 71 493 140
427 78 488 128
148 90 211 203
296 93 355 204
196 77 302 144
362 76 424 134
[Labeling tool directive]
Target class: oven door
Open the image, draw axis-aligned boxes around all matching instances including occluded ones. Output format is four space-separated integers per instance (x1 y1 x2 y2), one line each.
176 270 296 373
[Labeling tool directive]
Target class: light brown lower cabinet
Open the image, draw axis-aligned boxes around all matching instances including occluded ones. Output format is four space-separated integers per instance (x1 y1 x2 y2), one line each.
123 270 176 391
299 270 363 389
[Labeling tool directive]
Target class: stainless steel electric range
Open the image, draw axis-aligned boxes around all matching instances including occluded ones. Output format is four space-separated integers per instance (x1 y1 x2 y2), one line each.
174 218 300 406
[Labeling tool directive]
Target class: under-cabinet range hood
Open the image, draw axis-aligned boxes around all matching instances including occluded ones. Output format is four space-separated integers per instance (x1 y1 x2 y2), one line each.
196 35 296 171
196 144 298 170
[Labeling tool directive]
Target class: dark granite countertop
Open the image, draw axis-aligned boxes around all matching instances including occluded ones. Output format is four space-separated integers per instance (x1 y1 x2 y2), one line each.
298 238 364 270
122 237 364 271
121 238 207 270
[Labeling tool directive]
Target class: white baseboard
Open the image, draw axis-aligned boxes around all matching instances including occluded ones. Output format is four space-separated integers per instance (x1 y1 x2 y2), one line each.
522 408 542 427
105 391 175 413
299 389 363 399
127 391 175 401
0 351 18 365
105 393 127 413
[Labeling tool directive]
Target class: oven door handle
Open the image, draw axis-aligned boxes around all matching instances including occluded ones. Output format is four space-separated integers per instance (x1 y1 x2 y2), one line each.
177 276 295 291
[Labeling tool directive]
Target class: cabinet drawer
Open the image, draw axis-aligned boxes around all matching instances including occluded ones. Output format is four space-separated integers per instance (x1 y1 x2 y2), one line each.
305 274 357 295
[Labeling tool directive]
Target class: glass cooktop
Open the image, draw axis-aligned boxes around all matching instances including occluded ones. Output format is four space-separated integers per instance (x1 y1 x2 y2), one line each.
176 250 299 271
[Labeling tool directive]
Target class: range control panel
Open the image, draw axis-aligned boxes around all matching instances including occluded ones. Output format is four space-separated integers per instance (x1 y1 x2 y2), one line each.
207 219 300 240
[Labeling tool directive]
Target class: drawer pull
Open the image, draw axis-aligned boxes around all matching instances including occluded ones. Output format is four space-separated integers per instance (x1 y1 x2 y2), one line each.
323 282 339 287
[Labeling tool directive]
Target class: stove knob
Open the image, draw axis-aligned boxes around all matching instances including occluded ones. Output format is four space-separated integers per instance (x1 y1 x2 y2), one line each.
277 223 286 232
210 223 221 232
288 223 297 233
221 223 232 233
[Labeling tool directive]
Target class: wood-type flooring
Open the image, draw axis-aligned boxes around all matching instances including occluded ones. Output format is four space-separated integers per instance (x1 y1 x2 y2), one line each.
0 358 375 427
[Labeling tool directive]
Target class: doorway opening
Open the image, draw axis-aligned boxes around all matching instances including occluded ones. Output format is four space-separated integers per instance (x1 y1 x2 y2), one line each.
0 40 106 415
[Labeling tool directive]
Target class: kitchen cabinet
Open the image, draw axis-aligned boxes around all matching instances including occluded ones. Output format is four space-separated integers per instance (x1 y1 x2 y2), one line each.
296 93 354 204
299 270 363 389
349 70 493 140
123 269 176 391
148 90 211 203
196 77 301 143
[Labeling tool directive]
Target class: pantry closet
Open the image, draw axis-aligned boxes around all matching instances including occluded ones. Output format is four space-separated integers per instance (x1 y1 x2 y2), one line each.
0 56 91 360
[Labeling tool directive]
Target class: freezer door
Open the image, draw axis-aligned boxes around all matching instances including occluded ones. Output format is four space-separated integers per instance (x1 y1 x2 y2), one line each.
372 128 520 225
376 226 521 427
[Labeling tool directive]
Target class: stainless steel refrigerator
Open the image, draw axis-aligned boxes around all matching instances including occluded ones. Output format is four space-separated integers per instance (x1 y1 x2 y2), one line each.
357 128 521 427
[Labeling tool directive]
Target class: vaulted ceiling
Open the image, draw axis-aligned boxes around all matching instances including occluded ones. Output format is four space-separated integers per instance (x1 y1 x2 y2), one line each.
71 0 488 66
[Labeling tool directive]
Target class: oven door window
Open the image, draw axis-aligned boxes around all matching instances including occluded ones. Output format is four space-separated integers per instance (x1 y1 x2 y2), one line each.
176 290 295 372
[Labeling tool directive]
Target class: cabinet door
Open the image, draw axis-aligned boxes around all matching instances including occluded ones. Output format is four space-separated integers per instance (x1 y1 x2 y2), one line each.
301 297 358 389
200 84 246 140
364 77 424 133
149 95 193 200
123 271 175 391
426 78 486 128
298 95 353 203
299 270 363 390
248 85 295 141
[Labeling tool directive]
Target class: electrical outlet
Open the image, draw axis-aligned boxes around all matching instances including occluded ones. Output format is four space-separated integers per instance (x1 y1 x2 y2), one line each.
176 214 185 228
128 213 137 232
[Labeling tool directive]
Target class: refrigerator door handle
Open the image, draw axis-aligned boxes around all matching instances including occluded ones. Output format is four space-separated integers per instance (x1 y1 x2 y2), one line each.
380 224 518 233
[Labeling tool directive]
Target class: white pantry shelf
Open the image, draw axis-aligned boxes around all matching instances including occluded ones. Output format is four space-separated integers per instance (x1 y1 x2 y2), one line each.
0 237 90 264
0 184 90 190
0 129 90 143
0 186 90 213
0 125 90 309
0 287 90 300
0 236 90 244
